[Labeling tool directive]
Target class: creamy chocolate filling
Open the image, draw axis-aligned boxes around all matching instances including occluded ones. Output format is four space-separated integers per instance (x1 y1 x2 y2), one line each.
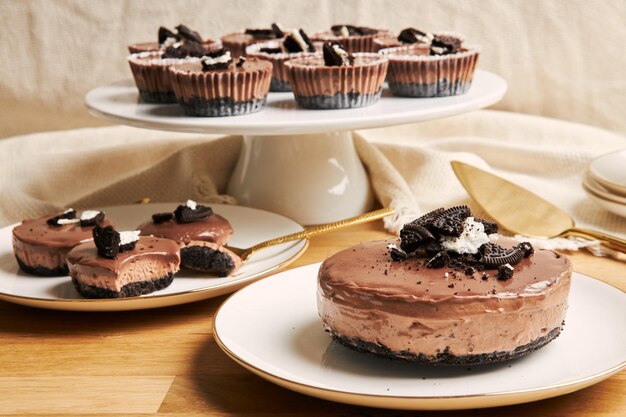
138 213 233 246
318 237 572 358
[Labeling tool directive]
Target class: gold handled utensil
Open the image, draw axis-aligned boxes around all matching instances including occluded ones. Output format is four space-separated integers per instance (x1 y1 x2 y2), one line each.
225 207 395 261
451 161 626 253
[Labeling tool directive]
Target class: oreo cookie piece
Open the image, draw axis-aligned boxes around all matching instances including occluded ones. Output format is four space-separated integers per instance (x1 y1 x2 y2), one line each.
283 29 315 53
271 23 285 38
174 204 213 223
481 245 524 269
400 223 435 253
200 49 233 70
426 251 449 268
431 206 471 237
331 25 378 36
118 231 140 253
236 56 247 67
430 35 462 56
79 211 105 227
152 212 174 224
47 209 77 227
387 243 407 261
175 24 203 43
497 264 515 281
259 47 283 54
322 42 354 66
398 28 419 44
477 218 498 235
93 225 120 259
158 26 179 44
518 242 534 257
163 40 206 58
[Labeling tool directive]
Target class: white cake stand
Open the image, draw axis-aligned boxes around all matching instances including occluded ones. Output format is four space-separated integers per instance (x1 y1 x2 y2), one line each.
85 70 506 224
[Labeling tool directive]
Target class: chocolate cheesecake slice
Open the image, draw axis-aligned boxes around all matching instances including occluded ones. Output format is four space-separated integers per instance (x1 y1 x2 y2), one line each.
67 226 180 299
139 200 242 276
318 206 572 365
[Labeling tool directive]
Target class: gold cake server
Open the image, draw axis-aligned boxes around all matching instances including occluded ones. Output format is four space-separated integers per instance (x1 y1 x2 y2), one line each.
225 207 395 261
451 161 626 253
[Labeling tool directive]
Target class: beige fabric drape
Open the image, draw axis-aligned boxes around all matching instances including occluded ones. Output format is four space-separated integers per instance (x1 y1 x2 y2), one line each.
1 111 624 245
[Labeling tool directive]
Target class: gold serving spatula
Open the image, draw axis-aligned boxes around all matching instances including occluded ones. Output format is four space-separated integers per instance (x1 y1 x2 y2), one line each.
451 161 626 253
225 207 395 261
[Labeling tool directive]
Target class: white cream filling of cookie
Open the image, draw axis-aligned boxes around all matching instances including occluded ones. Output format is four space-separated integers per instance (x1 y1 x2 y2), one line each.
185 199 197 210
440 217 490 254
80 210 100 221
119 230 140 245
200 51 232 65
57 218 80 225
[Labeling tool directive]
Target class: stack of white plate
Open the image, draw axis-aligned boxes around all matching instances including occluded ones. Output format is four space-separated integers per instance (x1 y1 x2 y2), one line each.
583 149 626 218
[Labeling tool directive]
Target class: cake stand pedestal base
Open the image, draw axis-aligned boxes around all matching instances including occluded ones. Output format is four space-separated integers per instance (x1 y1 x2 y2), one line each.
227 131 373 225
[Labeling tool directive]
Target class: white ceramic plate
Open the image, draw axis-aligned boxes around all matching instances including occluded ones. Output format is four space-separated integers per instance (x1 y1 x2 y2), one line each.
583 171 626 205
588 149 626 196
214 263 626 410
583 187 626 219
84 70 506 135
0 203 307 311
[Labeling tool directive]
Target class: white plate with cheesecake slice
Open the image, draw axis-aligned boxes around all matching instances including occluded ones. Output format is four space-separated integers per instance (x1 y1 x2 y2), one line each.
0 203 307 311
214 263 626 410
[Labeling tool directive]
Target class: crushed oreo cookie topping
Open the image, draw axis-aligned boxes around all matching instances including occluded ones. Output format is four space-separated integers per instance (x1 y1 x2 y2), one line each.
390 206 532 280
236 56 247 67
47 209 77 227
152 212 174 224
283 29 315 53
174 203 213 223
271 23 286 38
93 225 121 259
201 49 233 71
397 28 434 44
322 42 354 66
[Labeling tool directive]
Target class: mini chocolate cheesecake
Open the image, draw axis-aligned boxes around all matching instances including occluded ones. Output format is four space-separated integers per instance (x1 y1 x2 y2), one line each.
285 43 388 109
128 24 222 54
68 226 180 299
12 209 110 276
138 201 241 276
318 206 572 365
311 25 388 53
381 33 478 98
373 27 434 52
220 23 287 58
246 28 318 92
169 50 272 117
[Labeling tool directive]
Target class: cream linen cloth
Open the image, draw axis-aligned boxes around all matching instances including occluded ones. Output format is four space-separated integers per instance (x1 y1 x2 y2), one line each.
1 110 624 259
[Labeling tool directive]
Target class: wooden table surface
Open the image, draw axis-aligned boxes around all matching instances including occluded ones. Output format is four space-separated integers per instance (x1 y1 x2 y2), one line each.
1 221 624 416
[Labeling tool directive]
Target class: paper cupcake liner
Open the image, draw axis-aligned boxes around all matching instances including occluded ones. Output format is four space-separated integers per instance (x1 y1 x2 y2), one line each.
293 90 382 109
382 46 480 97
285 53 388 109
178 97 267 117
169 59 272 116
128 52 202 103
246 41 322 92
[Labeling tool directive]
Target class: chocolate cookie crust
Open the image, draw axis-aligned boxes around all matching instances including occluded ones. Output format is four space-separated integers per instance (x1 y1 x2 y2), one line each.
71 273 174 299
328 326 562 365
15 257 68 277
180 246 236 276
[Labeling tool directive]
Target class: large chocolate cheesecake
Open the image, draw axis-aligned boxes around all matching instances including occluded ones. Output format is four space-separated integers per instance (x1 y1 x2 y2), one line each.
317 206 572 365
